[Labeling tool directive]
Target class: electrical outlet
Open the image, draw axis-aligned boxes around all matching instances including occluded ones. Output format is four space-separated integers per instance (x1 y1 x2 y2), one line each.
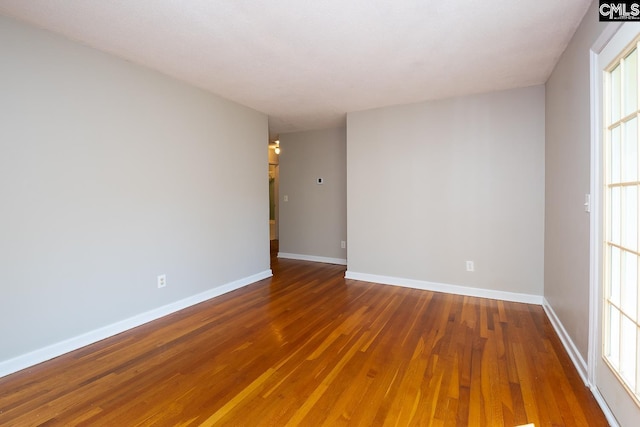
341 240 346 249
157 274 167 288
466 261 474 272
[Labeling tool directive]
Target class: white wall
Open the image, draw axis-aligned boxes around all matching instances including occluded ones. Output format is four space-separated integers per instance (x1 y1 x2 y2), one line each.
0 16 270 366
347 86 545 297
278 128 347 262
545 1 608 363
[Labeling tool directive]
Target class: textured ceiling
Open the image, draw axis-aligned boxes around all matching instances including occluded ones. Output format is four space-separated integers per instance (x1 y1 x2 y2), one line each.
0 1 592 137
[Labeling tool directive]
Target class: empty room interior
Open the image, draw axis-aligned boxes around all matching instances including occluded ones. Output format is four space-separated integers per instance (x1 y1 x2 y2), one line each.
1 1 639 426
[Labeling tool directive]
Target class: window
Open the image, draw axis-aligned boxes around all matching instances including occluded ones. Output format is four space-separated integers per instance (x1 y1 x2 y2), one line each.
604 37 640 405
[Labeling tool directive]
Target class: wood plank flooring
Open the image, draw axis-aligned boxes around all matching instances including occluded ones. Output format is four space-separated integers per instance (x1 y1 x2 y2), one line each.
0 244 608 426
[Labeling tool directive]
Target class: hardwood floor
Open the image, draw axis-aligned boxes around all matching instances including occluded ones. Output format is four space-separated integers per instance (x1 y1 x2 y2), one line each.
0 244 608 426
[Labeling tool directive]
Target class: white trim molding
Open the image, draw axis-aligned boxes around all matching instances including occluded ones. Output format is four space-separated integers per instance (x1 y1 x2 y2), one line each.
543 302 619 426
585 22 624 427
0 269 273 379
590 386 620 427
542 298 589 384
344 271 543 305
278 252 347 265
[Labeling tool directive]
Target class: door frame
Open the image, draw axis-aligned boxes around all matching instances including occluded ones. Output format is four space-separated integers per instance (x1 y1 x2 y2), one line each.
589 20 627 426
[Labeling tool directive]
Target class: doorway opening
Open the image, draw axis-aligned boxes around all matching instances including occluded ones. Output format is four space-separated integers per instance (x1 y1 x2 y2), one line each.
269 140 280 261
269 163 279 241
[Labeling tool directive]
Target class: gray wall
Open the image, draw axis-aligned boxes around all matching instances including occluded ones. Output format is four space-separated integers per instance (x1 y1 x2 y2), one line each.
0 16 270 363
544 1 608 361
278 128 347 261
347 86 545 295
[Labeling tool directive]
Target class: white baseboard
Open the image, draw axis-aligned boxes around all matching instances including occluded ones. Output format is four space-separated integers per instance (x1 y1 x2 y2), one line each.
590 385 620 427
0 269 273 379
542 298 589 386
542 298 588 384
542 299 620 427
278 252 347 266
344 271 543 305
